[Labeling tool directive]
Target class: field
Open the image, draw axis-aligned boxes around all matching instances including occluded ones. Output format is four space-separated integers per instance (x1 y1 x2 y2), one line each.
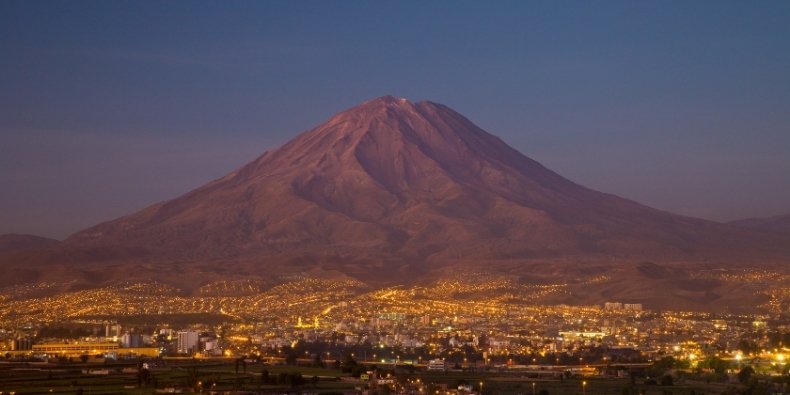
0 358 754 395
0 359 353 395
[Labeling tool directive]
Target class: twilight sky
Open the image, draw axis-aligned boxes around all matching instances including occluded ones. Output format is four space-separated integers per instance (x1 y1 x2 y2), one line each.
1 1 789 239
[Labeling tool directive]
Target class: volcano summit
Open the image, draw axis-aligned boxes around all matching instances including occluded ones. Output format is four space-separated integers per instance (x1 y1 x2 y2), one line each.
5 96 790 307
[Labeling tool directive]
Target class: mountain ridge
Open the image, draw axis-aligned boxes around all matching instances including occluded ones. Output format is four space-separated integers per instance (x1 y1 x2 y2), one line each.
0 233 59 255
729 213 790 234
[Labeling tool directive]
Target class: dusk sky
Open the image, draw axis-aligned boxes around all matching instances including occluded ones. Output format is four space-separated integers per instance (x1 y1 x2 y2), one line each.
2 1 789 239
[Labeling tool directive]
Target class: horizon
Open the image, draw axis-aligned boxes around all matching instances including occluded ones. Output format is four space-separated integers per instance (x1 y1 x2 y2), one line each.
2 1 790 238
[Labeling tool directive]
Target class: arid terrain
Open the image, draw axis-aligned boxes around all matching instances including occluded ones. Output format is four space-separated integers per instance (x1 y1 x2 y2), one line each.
2 96 789 312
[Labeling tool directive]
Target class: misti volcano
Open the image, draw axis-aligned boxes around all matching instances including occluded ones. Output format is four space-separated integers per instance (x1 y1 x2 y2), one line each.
3 96 789 308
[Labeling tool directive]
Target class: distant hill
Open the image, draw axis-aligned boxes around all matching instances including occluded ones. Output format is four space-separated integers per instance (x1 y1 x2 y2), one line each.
729 214 790 234
0 234 58 255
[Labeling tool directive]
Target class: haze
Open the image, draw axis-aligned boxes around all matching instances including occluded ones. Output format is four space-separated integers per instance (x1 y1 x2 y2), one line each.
1 1 789 239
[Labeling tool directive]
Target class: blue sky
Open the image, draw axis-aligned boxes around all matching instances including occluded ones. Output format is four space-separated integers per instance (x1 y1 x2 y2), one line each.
1 1 789 238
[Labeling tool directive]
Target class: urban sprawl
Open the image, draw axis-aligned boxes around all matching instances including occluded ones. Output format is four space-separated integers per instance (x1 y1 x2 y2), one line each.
1 276 789 394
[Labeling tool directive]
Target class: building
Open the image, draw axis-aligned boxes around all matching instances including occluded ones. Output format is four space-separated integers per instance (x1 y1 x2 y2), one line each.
177 330 200 354
12 337 33 351
31 342 160 358
427 359 447 371
604 302 642 312
121 333 144 348
34 342 119 355
105 324 122 338
624 303 643 312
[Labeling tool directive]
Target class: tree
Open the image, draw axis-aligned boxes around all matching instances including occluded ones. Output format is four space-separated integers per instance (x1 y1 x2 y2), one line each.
285 351 298 366
286 372 304 388
737 339 758 354
79 354 89 363
260 368 270 385
738 366 755 384
137 368 151 387
654 356 677 370
313 353 325 368
341 353 358 373
184 367 201 389
699 356 729 377
660 374 674 386
649 356 676 378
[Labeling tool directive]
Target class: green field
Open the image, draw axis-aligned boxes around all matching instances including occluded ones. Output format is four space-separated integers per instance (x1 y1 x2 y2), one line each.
0 359 359 394
0 359 763 395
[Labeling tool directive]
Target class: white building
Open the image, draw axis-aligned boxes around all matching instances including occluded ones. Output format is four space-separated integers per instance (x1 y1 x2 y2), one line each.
121 333 144 348
427 359 447 371
177 330 200 354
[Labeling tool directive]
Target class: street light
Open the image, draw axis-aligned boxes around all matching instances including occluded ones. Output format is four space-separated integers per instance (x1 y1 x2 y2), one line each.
479 381 484 394
582 380 587 395
531 381 536 395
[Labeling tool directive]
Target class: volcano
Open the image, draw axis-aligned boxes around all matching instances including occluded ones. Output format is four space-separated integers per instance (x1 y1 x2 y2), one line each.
730 214 790 235
7 96 790 290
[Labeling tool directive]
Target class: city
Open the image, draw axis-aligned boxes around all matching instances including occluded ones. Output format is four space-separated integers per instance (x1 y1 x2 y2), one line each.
1 273 788 394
